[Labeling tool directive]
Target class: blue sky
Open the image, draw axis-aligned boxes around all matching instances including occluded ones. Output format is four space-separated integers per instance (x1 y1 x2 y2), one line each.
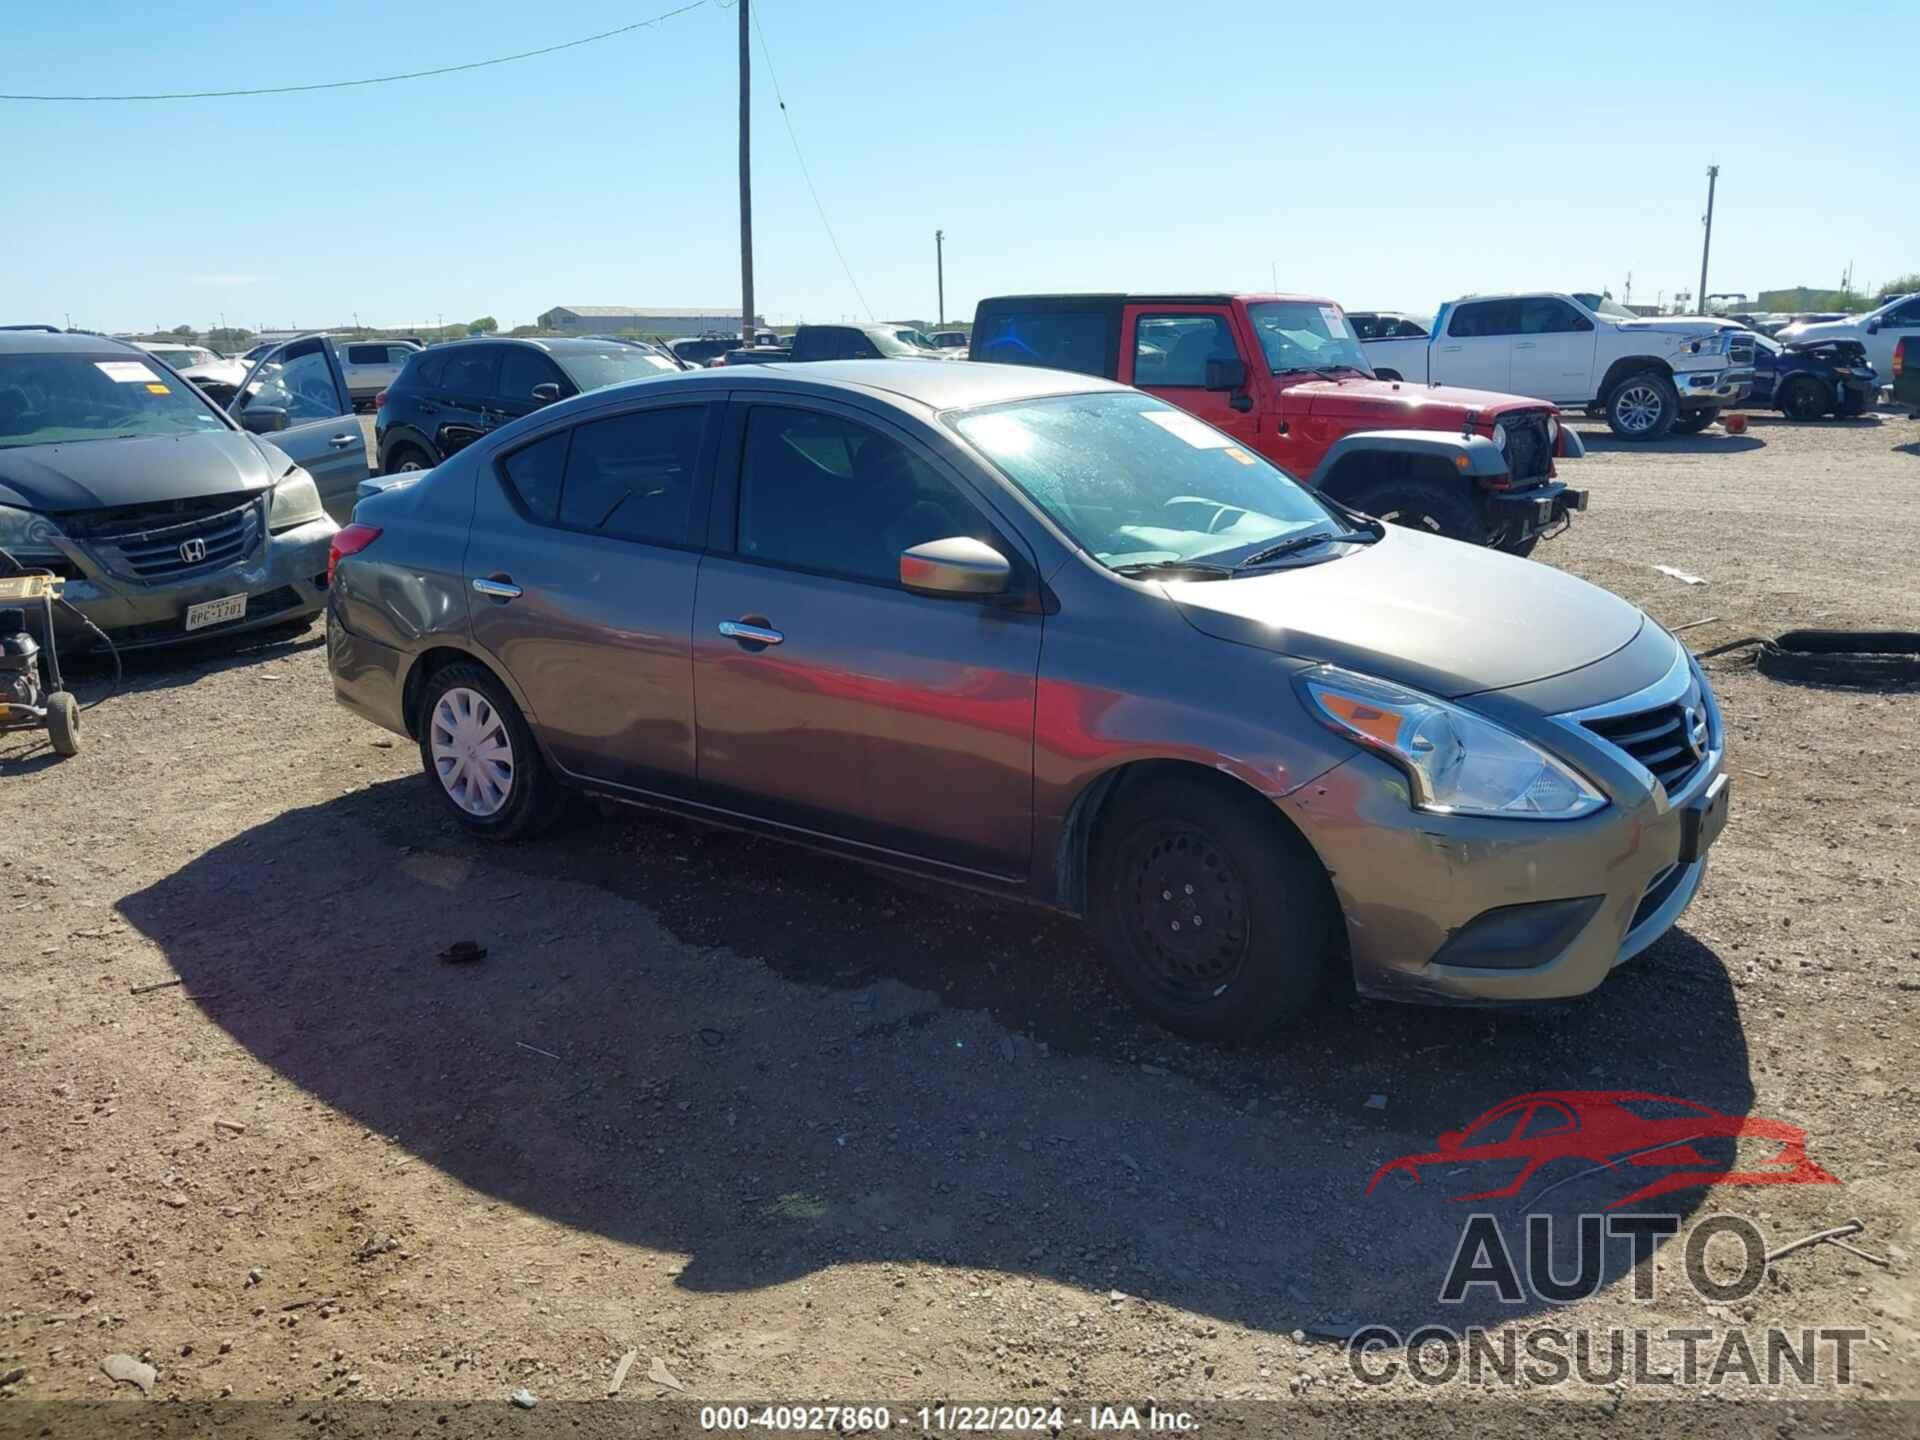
3 0 1912 334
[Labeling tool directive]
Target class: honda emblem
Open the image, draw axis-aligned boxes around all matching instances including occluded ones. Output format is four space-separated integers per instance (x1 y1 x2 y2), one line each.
179 537 208 564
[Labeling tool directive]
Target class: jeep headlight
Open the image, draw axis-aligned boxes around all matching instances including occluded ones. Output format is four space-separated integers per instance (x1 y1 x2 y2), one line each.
1546 414 1559 444
1490 421 1508 450
1297 665 1607 820
0 503 67 562
268 469 325 533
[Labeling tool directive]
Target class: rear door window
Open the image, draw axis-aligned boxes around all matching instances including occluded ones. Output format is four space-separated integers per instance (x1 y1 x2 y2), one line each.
557 406 706 546
972 308 1112 375
439 347 499 399
1448 301 1523 338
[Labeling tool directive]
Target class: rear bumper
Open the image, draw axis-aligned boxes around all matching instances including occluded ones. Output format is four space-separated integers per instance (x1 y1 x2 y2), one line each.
325 606 413 739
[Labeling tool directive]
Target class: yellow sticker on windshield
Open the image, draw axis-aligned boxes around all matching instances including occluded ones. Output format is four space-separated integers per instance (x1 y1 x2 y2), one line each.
1223 446 1255 465
145 383 171 395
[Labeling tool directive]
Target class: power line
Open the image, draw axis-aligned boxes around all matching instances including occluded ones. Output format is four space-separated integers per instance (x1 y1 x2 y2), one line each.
0 2 708 101
750 1 873 322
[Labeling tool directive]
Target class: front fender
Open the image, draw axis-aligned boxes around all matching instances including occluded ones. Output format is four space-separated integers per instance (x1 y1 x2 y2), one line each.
1307 429 1508 489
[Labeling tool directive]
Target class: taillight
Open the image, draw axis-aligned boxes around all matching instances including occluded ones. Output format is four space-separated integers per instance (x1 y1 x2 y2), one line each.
1895 341 1906 380
373 388 388 408
327 523 382 587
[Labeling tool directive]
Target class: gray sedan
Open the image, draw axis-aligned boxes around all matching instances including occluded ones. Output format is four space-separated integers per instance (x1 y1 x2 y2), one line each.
0 330 364 652
326 361 1728 1038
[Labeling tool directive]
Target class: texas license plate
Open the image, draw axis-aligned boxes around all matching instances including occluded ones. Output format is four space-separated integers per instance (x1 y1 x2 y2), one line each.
184 593 247 631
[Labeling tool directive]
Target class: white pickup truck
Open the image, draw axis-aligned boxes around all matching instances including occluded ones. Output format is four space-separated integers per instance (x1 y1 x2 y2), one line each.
1777 292 1920 380
1360 292 1757 439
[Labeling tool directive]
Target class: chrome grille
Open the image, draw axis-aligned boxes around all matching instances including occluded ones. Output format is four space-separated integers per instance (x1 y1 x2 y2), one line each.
1499 412 1553 483
1581 676 1708 797
1727 335 1756 367
91 500 259 581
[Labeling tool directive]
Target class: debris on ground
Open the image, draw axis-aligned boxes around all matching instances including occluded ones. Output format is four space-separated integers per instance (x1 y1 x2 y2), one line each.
1654 565 1707 585
608 1348 638 1396
646 1356 686 1391
129 978 184 995
509 1386 538 1409
1767 1219 1891 1268
437 941 487 964
101 1353 156 1394
212 1118 247 1136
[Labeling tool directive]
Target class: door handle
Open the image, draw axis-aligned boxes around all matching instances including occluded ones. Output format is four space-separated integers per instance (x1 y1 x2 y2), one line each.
472 576 522 601
718 619 783 647
1439 344 1462 352
1514 342 1537 350
328 432 357 448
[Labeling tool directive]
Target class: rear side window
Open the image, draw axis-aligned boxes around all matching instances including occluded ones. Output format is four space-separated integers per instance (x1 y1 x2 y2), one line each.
500 430 568 525
557 406 705 545
1448 301 1522 338
346 344 387 365
404 350 446 388
972 308 1112 375
440 348 498 395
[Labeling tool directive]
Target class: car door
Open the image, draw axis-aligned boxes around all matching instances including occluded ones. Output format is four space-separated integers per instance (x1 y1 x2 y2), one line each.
1120 308 1261 452
691 397 1042 878
464 399 719 797
1510 297 1596 404
1435 300 1519 392
434 345 502 456
488 347 569 427
229 335 368 522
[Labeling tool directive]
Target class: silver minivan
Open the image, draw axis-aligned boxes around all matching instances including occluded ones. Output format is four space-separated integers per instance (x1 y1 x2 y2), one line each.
326 361 1728 1038
337 340 422 409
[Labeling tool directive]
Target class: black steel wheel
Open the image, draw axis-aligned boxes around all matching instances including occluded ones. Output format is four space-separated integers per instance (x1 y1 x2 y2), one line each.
1779 377 1829 422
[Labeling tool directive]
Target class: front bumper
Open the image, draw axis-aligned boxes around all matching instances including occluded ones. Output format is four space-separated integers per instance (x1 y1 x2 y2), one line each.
1488 481 1587 538
45 517 337 652
1280 645 1726 1003
1676 366 1754 405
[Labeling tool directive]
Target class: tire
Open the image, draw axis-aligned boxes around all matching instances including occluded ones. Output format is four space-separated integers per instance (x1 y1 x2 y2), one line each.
1668 407 1719 435
46 691 80 757
384 442 434 475
1090 776 1339 1039
1605 370 1680 439
415 662 564 840
1344 478 1490 546
1779 377 1829 423
1836 394 1868 419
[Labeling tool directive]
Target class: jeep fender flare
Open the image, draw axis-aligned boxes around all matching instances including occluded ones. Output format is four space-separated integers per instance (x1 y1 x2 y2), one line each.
1306 429 1507 498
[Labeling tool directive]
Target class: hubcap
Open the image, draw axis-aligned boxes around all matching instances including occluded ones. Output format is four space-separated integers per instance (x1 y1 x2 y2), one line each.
1615 384 1665 433
1126 824 1250 1003
397 457 426 472
429 687 514 817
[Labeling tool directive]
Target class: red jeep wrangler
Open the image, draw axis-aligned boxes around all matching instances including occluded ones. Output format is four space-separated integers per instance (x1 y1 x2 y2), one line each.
970 293 1586 553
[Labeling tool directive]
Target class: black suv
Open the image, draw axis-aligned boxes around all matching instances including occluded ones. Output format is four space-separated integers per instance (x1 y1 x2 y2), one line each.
375 338 680 473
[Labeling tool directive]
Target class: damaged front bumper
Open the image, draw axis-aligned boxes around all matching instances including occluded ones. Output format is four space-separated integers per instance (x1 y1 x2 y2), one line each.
1676 366 1754 406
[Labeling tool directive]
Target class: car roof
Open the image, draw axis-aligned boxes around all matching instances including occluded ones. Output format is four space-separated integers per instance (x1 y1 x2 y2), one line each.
0 329 143 357
428 336 660 356
981 292 1331 307
576 360 1124 415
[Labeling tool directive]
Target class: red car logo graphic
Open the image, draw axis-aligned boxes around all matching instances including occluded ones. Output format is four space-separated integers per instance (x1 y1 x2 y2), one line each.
1366 1091 1839 1209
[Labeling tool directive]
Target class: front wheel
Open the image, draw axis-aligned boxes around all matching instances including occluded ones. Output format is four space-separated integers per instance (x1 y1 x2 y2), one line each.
1606 370 1680 439
1091 777 1339 1039
1779 377 1830 422
416 663 564 839
1668 407 1719 435
1344 479 1489 546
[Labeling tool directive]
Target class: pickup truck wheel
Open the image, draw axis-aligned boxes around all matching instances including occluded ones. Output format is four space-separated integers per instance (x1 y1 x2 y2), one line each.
1669 408 1719 435
1091 777 1336 1039
1345 479 1489 546
1605 370 1679 439
1779 377 1830 422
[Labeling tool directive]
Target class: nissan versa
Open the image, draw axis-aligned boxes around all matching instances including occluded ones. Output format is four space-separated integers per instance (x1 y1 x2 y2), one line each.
326 361 1729 1037
0 330 357 651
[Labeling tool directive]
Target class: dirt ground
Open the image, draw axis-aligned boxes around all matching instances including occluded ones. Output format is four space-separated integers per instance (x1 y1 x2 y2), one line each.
2 408 1916 1428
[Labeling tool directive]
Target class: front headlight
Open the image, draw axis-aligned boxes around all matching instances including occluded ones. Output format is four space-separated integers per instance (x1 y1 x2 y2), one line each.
267 470 325 533
1675 334 1729 358
1489 421 1508 450
1296 665 1608 820
1546 414 1560 444
0 503 67 560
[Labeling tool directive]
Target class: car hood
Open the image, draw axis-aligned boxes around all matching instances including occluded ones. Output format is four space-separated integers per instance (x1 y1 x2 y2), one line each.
1613 315 1745 337
0 430 280 513
1164 526 1644 698
1298 375 1548 422
1776 319 1861 344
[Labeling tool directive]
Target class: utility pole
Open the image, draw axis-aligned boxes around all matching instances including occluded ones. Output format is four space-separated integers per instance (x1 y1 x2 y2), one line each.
738 0 755 342
935 230 945 326
1697 164 1719 318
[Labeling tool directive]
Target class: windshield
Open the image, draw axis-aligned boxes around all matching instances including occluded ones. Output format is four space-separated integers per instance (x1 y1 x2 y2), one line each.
1245 302 1372 376
0 352 229 449
948 391 1346 571
149 346 218 368
1573 293 1637 320
890 328 940 351
556 346 681 392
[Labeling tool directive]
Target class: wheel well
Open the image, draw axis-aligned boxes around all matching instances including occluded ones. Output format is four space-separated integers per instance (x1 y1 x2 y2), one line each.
380 430 434 467
401 646 493 738
1055 758 1329 916
1597 356 1674 401
1373 368 1403 382
1315 450 1461 506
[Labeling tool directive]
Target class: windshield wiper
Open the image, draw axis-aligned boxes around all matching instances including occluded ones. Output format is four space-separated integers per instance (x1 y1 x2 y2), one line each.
1111 559 1235 581
1234 527 1379 570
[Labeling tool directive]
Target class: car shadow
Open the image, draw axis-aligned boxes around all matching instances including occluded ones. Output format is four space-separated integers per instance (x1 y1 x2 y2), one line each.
1572 429 1765 455
1737 412 1884 430
119 780 1761 1336
58 618 322 703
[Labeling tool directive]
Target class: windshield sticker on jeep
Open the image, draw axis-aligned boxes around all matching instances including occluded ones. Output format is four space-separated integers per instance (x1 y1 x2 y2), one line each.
145 383 171 395
1222 446 1255 465
1141 410 1233 448
96 361 161 383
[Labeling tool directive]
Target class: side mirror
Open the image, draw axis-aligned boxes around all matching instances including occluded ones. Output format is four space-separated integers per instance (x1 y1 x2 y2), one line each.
1864 319 1880 334
531 382 561 405
1204 356 1247 391
240 405 288 434
900 536 1011 598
